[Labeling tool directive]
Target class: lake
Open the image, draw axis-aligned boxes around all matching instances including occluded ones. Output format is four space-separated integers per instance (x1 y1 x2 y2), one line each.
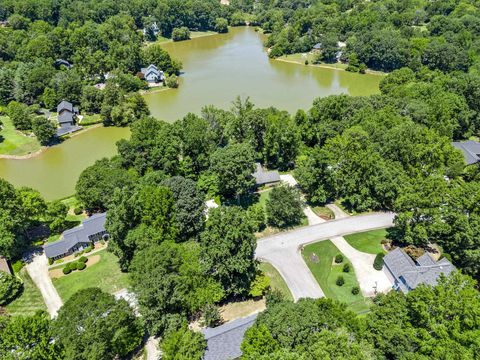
0 27 382 200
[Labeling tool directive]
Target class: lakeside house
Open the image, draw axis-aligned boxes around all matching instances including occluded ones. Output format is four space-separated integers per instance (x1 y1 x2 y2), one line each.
252 163 281 187
44 213 108 260
312 43 322 51
383 248 455 293
56 100 82 136
452 140 480 165
140 64 165 84
202 313 258 360
0 256 11 275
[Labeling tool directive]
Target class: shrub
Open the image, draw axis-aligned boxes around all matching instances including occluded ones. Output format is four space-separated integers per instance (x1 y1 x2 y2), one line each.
336 276 345 286
48 258 54 265
265 288 285 306
334 254 343 264
73 207 83 215
74 252 80 258
305 60 309 65
249 271 270 298
373 253 385 270
172 27 190 41
351 286 360 295
0 272 23 305
201 303 222 327
165 74 178 88
342 263 350 273
63 266 72 275
84 245 93 253
76 262 87 271
79 256 88 263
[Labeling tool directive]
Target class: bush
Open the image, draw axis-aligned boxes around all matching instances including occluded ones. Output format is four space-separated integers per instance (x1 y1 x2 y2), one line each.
334 254 343 264
48 258 54 265
84 245 93 253
342 263 350 273
73 207 83 215
336 275 345 286
351 286 360 295
215 17 228 33
265 288 285 306
373 253 385 270
76 262 87 271
63 266 72 275
201 303 222 327
79 256 88 263
172 27 190 41
0 272 23 305
249 271 270 298
165 74 178 88
247 203 266 232
305 60 309 65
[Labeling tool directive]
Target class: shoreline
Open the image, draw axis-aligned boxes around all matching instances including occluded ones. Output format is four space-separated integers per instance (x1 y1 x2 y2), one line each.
274 57 386 76
0 123 103 160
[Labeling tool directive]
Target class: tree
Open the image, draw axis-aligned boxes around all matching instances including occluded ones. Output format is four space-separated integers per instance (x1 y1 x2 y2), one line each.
215 18 228 33
160 326 206 360
209 143 255 201
200 206 257 296
53 288 143 360
130 242 223 335
172 27 190 41
6 101 33 130
0 271 23 305
142 44 182 75
45 200 68 233
161 176 206 241
0 312 64 359
266 186 304 228
32 117 56 145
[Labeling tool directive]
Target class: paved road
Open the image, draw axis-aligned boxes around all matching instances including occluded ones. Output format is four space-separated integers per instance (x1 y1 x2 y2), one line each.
255 213 395 301
25 253 63 318
326 203 349 219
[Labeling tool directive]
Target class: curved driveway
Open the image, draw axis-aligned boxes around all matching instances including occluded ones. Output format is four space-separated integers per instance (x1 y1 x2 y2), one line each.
255 212 395 301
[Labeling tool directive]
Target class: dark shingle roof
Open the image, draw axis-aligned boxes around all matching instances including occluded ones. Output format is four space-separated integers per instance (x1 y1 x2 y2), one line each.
44 213 107 258
57 100 73 114
202 313 258 360
383 248 455 293
58 111 74 124
56 125 82 136
252 163 280 186
452 140 480 165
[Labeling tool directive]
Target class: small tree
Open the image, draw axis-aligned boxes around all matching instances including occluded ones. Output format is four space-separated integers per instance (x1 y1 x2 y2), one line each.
247 203 266 232
6 101 33 130
161 326 206 360
249 271 270 298
215 18 228 33
373 253 385 270
266 185 304 228
342 263 350 273
336 275 345 286
334 254 343 264
201 303 221 327
172 27 190 41
165 74 178 88
0 272 23 305
32 117 57 145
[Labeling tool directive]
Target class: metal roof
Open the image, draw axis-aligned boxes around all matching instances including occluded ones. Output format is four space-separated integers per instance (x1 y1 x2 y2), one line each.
252 163 280 186
44 213 107 258
202 313 258 360
452 140 480 165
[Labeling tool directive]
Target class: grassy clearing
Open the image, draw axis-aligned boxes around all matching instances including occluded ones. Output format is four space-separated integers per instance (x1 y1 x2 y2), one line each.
52 250 129 302
6 268 46 316
0 116 40 156
344 229 388 255
79 114 103 126
277 53 349 70
259 262 293 301
302 240 370 313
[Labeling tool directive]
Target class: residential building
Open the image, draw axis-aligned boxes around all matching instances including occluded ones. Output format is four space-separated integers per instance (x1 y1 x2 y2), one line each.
0 256 11 275
56 100 82 136
44 213 108 260
252 163 281 187
452 140 480 165
312 43 322 51
202 313 258 360
140 64 165 83
383 248 455 293
54 59 72 69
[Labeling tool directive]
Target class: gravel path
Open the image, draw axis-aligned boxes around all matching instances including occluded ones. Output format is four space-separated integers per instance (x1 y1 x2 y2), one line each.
25 253 63 318
255 213 395 301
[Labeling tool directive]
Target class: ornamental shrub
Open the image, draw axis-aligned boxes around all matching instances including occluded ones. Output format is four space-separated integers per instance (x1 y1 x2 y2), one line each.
342 263 350 273
77 262 87 271
201 303 222 327
334 254 343 264
73 207 83 215
79 256 88 263
249 271 270 298
351 286 360 295
336 275 345 286
63 266 72 275
373 253 385 270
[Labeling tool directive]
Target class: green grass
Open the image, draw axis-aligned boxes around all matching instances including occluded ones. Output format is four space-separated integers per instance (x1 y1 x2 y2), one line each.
52 250 130 302
258 188 273 210
6 269 46 316
259 262 293 301
344 229 388 255
79 114 103 126
0 116 41 156
278 53 349 70
302 241 370 313
311 205 334 220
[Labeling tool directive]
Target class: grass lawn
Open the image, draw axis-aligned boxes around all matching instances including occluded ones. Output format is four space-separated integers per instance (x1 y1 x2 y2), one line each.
311 205 334 220
302 241 370 313
259 262 293 301
277 53 349 70
6 268 46 316
52 250 129 302
0 116 41 156
258 188 273 210
344 229 388 255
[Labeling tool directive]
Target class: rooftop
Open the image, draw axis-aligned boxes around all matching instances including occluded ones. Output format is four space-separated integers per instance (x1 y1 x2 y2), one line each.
252 163 281 186
452 140 480 165
202 313 258 360
57 100 73 114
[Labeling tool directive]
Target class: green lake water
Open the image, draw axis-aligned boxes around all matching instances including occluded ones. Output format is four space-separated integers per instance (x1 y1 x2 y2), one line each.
0 27 382 200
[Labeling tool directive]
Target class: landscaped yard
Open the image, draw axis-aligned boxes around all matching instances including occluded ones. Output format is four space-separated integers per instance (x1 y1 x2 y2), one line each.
311 205 334 220
344 229 388 255
0 116 40 156
302 240 370 313
52 250 129 302
259 262 293 301
6 268 46 316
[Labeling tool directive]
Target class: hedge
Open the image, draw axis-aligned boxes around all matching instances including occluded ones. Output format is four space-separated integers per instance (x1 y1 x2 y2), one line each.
79 256 88 263
373 253 385 270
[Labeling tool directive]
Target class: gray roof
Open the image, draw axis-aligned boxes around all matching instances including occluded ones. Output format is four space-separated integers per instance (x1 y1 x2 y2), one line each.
383 248 455 293
44 213 107 258
313 43 322 49
452 140 480 165
56 125 82 136
141 64 159 75
58 111 74 124
252 163 281 186
202 313 258 360
57 101 73 114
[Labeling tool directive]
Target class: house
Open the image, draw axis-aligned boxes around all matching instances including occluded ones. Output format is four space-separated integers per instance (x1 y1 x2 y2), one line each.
140 64 165 84
44 213 108 260
383 248 455 293
202 313 258 360
312 43 322 51
54 59 72 69
0 256 11 275
252 163 281 187
56 100 82 136
452 140 480 165
143 22 160 37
